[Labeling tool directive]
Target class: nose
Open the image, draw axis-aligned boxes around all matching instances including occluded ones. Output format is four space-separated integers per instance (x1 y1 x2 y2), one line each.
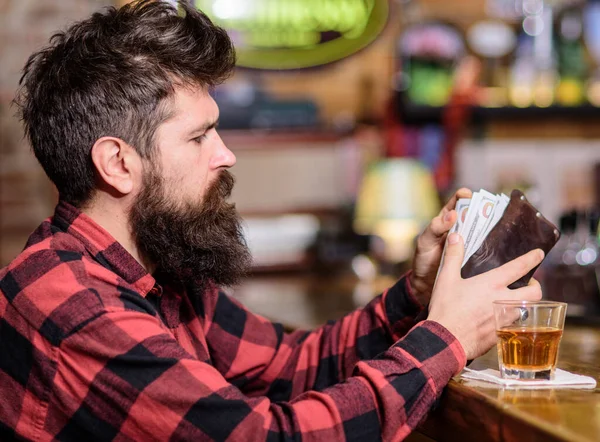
211 133 236 169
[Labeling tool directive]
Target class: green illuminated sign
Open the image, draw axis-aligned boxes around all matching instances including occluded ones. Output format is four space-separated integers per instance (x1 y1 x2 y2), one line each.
194 0 389 69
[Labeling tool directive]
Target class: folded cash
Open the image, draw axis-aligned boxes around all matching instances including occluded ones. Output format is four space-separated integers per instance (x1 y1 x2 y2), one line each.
436 189 510 278
436 189 561 289
457 190 511 266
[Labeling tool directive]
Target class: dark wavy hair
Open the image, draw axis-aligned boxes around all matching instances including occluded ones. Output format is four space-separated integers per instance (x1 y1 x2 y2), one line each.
14 0 236 206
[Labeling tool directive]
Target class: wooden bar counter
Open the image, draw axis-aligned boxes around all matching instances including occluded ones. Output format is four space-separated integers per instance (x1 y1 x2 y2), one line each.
234 273 600 442
422 325 600 442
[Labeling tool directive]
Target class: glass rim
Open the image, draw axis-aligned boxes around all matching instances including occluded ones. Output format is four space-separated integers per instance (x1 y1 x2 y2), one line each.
493 300 567 307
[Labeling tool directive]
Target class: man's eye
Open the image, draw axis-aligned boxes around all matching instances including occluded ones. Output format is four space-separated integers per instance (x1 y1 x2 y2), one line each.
193 134 208 143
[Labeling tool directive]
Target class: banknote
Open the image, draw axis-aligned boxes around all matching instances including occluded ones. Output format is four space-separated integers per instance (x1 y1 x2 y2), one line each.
459 192 481 239
463 190 498 265
464 193 509 263
452 198 471 234
444 189 510 269
436 197 472 282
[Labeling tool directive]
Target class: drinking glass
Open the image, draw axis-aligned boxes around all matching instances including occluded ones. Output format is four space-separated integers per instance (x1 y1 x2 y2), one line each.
493 301 567 380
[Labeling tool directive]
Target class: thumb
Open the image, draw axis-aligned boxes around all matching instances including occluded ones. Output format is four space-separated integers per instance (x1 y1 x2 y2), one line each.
439 233 465 282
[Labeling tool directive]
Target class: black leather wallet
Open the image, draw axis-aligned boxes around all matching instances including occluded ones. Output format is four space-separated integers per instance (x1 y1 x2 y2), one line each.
461 189 561 288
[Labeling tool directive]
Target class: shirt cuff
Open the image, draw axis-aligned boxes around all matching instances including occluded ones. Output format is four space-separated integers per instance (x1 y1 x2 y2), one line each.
382 272 425 341
394 320 467 384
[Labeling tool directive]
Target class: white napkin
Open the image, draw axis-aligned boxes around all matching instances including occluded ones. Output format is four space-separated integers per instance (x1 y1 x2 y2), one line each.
460 367 597 389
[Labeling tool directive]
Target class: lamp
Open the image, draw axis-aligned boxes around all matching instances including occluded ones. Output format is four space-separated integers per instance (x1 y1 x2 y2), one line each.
354 158 440 263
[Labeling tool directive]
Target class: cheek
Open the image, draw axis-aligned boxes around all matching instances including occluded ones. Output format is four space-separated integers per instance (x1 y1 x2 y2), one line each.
165 147 212 201
187 155 212 195
172 171 210 206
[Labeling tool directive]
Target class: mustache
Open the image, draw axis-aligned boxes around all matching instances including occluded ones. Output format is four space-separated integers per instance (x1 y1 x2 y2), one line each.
215 169 235 200
202 169 235 211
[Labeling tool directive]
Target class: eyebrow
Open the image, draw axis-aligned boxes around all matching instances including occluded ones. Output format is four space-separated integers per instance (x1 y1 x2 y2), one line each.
188 118 219 137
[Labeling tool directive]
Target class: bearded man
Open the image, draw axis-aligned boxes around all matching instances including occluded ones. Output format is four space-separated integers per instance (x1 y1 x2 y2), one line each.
0 1 543 441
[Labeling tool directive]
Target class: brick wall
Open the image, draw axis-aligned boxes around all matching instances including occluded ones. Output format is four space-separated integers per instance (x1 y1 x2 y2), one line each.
0 0 111 265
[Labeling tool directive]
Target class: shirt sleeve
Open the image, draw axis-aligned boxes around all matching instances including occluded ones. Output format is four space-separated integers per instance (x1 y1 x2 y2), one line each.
206 273 430 400
51 309 465 441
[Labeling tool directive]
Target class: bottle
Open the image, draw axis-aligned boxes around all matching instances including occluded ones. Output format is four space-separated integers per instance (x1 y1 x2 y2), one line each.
555 7 588 106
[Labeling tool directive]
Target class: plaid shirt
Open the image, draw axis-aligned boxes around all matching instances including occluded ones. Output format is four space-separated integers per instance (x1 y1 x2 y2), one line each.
0 201 465 441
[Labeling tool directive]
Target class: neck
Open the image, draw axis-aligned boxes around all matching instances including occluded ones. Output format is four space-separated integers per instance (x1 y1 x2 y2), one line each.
81 196 156 274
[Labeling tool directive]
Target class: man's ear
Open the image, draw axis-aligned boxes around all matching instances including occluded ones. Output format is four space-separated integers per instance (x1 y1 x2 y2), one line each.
90 137 141 196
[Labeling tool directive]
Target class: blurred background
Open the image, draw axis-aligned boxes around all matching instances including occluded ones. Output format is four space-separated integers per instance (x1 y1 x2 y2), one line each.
2 0 600 325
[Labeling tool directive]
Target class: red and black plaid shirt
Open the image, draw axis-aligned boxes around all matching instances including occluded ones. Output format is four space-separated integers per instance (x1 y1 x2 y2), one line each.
0 201 465 441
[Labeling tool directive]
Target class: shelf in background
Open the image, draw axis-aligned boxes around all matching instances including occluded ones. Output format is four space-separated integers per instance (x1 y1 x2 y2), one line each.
220 129 344 150
396 102 600 124
472 104 600 120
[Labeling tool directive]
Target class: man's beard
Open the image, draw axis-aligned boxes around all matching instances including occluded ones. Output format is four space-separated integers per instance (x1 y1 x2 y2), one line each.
129 166 251 288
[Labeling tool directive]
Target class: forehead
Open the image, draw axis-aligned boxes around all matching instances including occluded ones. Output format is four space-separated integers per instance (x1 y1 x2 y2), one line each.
164 85 219 128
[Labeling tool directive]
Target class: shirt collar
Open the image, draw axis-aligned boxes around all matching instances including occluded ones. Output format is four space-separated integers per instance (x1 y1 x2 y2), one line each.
52 200 156 297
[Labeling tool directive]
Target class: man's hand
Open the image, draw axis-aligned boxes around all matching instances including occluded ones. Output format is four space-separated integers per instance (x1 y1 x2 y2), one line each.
428 233 543 360
410 187 472 305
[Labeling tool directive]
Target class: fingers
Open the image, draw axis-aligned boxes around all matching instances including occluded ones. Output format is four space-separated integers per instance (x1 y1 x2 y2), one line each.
438 233 464 282
441 188 472 215
418 188 473 248
490 249 545 287
494 281 543 329
496 307 522 328
427 209 457 238
505 278 543 301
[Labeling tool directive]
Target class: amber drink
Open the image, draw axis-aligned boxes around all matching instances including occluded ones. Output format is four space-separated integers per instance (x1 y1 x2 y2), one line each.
493 301 567 380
